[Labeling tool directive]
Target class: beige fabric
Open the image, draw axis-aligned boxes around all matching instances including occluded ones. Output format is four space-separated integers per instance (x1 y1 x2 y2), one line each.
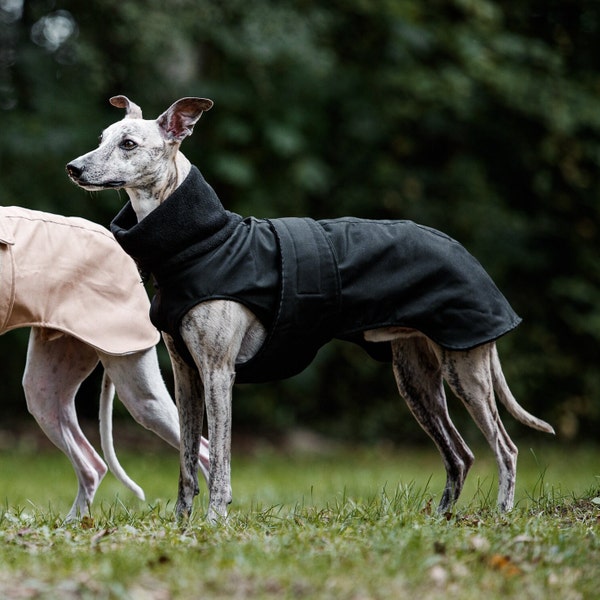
0 206 159 355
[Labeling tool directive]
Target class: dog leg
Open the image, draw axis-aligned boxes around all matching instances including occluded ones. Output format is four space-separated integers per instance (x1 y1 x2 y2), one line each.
176 301 257 522
391 336 474 513
162 334 206 520
99 346 210 486
441 344 518 511
202 365 233 524
22 329 107 519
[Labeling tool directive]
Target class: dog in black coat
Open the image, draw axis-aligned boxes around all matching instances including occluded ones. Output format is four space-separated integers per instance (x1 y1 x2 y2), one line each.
67 96 554 521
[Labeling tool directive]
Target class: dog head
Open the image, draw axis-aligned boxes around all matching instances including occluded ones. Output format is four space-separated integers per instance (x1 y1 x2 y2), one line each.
66 96 213 194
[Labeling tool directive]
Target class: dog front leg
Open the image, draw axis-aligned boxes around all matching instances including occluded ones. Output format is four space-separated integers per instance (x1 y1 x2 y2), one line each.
176 301 257 522
164 335 205 520
99 346 210 485
202 368 234 523
176 369 205 520
178 301 252 523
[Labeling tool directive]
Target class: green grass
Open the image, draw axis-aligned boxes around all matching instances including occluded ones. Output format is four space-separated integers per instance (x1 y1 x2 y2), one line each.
0 440 598 599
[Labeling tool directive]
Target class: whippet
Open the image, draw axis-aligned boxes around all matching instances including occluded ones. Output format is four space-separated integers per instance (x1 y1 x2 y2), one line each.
67 96 554 522
0 206 209 520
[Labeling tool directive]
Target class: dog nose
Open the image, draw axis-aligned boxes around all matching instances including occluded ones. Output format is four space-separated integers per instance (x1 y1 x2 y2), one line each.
66 163 83 178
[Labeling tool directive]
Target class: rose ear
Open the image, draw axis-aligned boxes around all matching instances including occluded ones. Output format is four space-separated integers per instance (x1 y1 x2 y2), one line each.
109 95 143 119
156 97 213 142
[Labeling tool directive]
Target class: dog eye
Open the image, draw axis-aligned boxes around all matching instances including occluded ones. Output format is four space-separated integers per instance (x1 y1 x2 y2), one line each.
98 134 103 145
120 139 138 150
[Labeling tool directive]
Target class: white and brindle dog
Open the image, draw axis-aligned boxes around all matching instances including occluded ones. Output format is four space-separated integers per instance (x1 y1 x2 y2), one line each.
67 96 554 522
0 207 209 520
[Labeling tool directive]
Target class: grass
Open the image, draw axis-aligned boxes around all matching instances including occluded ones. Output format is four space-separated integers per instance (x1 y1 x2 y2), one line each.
0 438 598 599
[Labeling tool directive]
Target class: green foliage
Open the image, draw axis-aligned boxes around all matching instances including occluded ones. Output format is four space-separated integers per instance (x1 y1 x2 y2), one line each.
1 0 599 440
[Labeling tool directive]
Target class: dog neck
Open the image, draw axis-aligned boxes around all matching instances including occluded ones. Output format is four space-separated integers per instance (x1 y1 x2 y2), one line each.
126 152 192 222
111 165 242 275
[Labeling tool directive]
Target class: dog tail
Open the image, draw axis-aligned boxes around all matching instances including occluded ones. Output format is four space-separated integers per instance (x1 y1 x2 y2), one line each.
491 346 555 434
99 371 146 501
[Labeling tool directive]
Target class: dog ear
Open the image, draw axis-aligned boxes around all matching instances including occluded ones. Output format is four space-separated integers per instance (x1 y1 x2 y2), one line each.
157 97 214 143
110 96 143 119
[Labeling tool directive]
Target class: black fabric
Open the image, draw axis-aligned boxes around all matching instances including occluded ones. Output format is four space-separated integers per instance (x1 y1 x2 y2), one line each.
111 166 521 384
111 167 242 278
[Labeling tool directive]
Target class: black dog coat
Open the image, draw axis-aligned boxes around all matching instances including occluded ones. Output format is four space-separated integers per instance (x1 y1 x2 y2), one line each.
111 167 521 384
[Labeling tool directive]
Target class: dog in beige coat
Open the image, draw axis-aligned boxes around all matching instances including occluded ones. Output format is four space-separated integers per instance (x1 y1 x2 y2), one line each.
0 206 209 520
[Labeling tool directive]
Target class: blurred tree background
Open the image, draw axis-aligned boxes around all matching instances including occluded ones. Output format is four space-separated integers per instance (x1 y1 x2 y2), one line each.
1 0 599 444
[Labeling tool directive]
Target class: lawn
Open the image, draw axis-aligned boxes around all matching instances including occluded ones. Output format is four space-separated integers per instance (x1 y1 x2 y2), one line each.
0 435 598 599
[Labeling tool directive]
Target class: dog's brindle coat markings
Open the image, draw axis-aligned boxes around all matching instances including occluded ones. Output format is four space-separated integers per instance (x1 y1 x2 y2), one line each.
67 96 554 522
0 207 210 520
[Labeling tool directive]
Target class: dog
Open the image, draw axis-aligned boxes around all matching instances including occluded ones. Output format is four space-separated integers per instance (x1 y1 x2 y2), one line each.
0 206 209 520
67 96 554 522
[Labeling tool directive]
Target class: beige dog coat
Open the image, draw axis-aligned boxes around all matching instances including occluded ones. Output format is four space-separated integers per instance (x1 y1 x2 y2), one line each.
0 206 159 355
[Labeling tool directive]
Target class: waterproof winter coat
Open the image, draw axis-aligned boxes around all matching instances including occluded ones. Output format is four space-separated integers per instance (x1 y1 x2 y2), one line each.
111 167 521 383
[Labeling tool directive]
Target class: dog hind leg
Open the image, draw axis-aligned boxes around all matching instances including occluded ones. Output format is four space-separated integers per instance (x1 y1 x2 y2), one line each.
23 329 107 520
441 344 517 511
391 337 474 513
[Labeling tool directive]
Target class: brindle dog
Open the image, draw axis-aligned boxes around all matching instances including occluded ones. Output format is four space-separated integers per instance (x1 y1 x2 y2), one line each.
67 96 553 522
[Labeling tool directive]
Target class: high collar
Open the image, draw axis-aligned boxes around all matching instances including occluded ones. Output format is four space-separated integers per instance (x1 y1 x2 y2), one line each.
111 166 242 274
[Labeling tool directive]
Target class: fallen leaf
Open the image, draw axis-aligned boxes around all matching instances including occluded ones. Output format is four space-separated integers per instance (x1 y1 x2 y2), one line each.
488 554 522 577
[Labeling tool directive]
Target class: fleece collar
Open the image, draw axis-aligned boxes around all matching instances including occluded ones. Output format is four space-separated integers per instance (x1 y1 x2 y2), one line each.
111 166 242 276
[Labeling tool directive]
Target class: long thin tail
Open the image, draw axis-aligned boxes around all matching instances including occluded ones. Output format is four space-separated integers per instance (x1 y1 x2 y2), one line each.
99 372 146 501
491 346 555 434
